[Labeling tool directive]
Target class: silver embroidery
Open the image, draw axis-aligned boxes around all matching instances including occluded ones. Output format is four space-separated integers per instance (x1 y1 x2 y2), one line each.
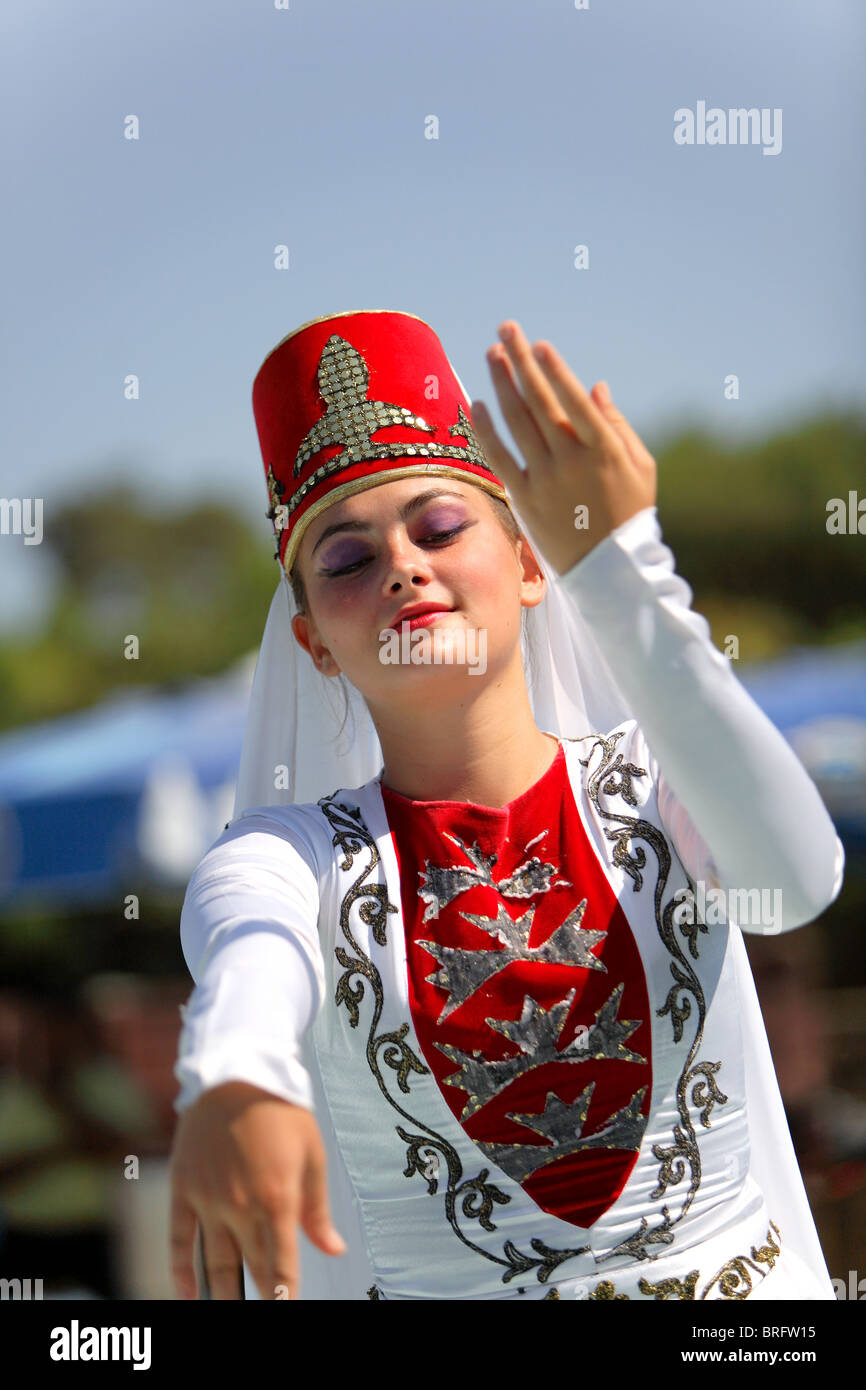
419 831 570 922
285 335 492 518
435 986 647 1121
478 1083 649 1183
294 335 437 478
418 898 605 1022
498 858 573 898
564 731 730 1266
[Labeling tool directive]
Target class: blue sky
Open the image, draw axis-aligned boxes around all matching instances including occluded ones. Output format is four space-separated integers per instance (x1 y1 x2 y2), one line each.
1 0 863 630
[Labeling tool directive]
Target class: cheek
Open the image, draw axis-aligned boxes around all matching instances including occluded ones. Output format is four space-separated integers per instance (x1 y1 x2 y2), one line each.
457 546 519 620
453 556 522 636
306 578 378 649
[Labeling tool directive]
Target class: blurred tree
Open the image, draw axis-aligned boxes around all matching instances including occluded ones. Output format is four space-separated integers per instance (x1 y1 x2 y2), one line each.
654 410 866 659
0 486 277 731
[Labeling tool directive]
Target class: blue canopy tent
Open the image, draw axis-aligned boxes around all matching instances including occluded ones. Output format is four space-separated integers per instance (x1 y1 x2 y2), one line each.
0 658 254 910
738 637 866 863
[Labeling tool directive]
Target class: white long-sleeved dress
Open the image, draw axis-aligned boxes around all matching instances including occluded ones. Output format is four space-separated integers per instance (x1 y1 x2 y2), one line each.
173 508 845 1300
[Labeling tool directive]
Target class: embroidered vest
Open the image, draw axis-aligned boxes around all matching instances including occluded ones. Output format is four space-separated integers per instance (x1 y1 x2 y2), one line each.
302 725 781 1299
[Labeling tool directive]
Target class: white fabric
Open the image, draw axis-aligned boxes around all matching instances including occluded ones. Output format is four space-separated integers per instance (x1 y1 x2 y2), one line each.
174 503 844 1299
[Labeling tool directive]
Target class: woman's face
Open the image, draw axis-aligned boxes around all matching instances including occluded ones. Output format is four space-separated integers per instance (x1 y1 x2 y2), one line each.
290 476 545 705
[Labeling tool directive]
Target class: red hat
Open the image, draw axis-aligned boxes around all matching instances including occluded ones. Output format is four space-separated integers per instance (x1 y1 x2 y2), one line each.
252 309 510 574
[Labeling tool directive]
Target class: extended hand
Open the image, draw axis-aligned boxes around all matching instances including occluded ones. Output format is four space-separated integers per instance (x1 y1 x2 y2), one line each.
470 321 657 574
169 1081 346 1300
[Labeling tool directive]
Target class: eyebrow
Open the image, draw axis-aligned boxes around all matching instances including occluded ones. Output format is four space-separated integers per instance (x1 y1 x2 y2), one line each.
311 488 470 557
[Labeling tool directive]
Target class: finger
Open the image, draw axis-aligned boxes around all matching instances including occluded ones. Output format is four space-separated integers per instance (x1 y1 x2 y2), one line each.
169 1189 199 1300
592 382 655 470
298 1144 347 1257
486 341 553 470
200 1218 244 1300
243 1173 303 1300
470 399 530 500
259 1210 301 1301
496 322 582 454
528 338 608 450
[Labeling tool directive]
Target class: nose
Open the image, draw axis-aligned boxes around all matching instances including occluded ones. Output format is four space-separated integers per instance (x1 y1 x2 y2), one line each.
380 530 435 593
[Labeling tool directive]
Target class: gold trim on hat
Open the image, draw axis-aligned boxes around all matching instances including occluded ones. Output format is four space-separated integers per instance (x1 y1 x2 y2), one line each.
254 309 432 381
282 465 510 574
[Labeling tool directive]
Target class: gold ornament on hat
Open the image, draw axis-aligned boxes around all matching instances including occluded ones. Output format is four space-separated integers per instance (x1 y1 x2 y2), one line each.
286 334 491 522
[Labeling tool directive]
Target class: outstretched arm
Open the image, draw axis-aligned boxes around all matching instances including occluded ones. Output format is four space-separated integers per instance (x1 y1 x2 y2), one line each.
170 812 346 1300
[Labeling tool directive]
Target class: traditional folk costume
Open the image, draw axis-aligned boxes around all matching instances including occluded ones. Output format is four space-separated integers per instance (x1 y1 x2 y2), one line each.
173 310 845 1300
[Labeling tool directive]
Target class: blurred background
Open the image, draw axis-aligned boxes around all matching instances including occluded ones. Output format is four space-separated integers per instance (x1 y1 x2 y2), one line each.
0 0 863 1298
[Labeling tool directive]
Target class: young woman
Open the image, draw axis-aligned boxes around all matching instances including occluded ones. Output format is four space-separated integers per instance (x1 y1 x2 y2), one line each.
169 310 844 1301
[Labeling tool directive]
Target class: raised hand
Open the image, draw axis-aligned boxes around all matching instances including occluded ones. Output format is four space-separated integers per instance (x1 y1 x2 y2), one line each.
470 320 657 575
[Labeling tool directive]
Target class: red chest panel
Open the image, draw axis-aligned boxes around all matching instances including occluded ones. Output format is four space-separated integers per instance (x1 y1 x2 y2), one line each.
381 741 652 1228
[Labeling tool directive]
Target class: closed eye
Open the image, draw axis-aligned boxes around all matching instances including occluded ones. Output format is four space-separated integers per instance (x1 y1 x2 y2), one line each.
425 526 464 543
321 522 470 577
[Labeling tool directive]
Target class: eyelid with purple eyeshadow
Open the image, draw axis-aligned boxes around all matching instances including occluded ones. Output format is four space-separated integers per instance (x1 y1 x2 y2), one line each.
318 508 471 576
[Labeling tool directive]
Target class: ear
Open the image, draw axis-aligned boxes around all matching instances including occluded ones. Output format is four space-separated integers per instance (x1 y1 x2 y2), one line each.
516 533 546 612
290 613 342 676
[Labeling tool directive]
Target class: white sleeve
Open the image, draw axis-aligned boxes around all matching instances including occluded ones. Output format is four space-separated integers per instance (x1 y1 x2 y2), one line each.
173 810 327 1114
557 506 845 934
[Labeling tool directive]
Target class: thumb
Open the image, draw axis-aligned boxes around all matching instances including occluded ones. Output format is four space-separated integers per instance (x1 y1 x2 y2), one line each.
299 1153 347 1256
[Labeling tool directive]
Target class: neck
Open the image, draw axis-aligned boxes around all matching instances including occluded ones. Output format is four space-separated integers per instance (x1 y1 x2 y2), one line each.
368 648 557 806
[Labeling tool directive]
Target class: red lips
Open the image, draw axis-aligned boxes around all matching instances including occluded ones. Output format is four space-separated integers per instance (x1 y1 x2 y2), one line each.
391 602 454 627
